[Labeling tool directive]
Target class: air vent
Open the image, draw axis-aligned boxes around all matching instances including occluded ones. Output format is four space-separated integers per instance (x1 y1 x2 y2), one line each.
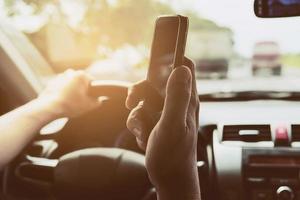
292 125 300 141
222 125 271 142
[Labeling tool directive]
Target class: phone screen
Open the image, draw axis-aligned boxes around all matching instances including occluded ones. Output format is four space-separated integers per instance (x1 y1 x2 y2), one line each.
147 17 180 97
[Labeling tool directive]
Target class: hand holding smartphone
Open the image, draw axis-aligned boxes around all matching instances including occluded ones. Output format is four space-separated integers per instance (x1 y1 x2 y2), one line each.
126 16 200 196
146 15 189 110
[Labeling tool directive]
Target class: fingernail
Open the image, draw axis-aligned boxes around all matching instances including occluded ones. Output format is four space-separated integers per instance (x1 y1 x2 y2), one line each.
98 96 110 102
175 66 191 83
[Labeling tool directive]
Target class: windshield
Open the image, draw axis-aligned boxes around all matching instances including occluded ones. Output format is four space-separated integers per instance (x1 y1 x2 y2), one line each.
1 0 300 94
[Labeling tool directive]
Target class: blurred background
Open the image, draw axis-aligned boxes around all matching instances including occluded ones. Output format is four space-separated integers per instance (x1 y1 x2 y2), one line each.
1 0 300 93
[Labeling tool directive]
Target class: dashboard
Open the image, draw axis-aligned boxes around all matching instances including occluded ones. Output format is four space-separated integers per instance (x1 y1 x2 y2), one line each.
3 85 300 200
200 100 300 200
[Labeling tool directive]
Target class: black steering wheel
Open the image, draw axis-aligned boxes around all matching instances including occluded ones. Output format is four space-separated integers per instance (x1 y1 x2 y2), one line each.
2 82 155 200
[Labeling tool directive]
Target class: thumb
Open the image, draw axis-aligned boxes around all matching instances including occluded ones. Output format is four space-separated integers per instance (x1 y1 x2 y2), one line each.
161 66 192 124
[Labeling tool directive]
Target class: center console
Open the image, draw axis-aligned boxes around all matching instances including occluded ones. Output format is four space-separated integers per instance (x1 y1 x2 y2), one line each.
244 149 300 200
213 124 300 200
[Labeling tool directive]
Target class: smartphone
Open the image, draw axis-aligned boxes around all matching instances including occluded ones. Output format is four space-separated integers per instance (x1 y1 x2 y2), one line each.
146 15 189 108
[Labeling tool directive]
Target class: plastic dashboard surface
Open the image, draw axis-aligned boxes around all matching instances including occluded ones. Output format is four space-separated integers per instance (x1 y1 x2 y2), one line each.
199 100 300 200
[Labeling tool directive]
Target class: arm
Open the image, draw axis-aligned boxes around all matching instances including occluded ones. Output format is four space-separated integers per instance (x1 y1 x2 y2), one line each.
0 70 102 170
126 58 201 200
0 98 59 169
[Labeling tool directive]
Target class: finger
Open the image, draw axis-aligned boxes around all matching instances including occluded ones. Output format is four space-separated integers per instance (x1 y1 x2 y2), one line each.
74 70 91 86
186 59 200 131
126 102 151 142
136 138 147 151
83 74 95 88
184 57 197 100
85 72 96 82
184 58 199 121
96 96 110 105
126 80 148 110
161 65 192 124
183 57 194 69
126 80 162 111
84 95 109 111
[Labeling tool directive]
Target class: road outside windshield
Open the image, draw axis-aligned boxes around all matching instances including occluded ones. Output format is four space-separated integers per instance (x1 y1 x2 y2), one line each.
1 0 300 94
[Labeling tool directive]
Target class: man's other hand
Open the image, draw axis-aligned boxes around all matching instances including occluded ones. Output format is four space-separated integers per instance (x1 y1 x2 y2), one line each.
38 69 102 118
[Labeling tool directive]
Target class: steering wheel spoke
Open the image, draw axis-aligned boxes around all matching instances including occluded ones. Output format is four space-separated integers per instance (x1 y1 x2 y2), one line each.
15 156 58 187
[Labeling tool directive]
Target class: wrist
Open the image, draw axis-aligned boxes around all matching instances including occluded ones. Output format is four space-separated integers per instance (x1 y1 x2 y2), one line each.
156 184 201 200
30 97 64 122
154 168 201 200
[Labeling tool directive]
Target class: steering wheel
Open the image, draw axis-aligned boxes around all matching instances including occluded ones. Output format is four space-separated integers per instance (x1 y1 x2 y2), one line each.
2 82 155 200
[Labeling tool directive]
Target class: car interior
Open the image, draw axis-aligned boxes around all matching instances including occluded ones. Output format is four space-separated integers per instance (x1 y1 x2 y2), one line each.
1 0 300 200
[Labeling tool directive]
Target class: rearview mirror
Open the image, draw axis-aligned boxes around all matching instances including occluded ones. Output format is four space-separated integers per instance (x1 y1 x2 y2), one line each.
254 0 300 18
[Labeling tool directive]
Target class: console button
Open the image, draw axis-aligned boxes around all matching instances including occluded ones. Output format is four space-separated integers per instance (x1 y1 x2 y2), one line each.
275 125 290 146
247 177 267 185
276 186 294 200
